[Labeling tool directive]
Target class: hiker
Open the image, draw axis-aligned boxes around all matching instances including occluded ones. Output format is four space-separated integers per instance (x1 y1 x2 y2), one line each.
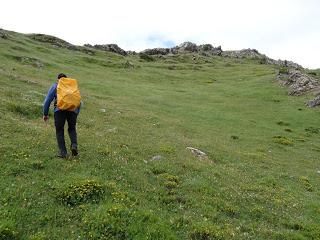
43 73 81 158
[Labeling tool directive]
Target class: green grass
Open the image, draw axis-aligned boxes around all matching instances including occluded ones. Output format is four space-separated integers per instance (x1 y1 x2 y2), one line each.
1 30 320 239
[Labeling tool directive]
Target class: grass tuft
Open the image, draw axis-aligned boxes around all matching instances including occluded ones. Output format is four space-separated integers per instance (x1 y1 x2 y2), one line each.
273 136 293 145
58 180 105 206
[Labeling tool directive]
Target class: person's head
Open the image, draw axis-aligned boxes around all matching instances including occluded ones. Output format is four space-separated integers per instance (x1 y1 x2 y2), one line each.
57 73 67 79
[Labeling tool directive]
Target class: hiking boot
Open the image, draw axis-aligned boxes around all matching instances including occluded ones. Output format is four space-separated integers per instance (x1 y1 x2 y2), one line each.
57 152 67 158
71 145 78 156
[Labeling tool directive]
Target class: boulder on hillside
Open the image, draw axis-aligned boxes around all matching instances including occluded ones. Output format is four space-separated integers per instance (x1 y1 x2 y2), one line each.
277 69 319 96
307 95 320 108
186 147 208 161
276 60 303 70
85 44 127 56
0 29 9 39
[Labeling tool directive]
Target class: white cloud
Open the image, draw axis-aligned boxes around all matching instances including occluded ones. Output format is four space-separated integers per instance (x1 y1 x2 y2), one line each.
1 0 319 68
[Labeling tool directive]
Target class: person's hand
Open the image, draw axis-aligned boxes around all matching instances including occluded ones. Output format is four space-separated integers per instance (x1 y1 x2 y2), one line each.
43 115 49 122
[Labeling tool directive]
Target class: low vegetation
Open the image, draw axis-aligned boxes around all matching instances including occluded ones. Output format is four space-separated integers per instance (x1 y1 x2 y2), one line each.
0 29 319 239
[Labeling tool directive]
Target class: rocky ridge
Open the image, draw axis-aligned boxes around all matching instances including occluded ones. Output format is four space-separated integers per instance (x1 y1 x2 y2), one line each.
1 28 319 107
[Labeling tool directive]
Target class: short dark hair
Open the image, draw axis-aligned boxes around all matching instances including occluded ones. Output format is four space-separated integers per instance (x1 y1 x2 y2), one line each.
57 73 67 79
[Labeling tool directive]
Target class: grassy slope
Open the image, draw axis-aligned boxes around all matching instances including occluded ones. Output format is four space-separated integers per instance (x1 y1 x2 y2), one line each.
0 30 320 239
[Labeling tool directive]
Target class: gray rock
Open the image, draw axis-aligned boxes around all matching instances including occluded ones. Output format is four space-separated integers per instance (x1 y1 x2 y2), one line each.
150 155 162 161
28 33 72 48
276 60 303 70
307 95 320 108
212 46 223 56
142 48 171 55
87 44 127 56
28 34 94 55
127 51 137 55
0 29 9 39
221 48 265 59
277 69 319 96
186 147 208 160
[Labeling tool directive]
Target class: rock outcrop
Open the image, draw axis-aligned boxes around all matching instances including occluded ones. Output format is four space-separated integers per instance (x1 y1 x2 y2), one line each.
0 29 9 39
28 34 73 48
277 69 319 96
275 60 302 70
28 34 95 55
141 48 171 55
141 42 222 56
85 44 127 56
221 48 265 59
307 95 320 108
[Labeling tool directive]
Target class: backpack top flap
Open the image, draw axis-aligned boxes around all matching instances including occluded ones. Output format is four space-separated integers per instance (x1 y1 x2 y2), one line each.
57 77 81 111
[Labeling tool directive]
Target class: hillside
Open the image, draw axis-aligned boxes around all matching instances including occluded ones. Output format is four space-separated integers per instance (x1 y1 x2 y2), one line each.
0 29 320 239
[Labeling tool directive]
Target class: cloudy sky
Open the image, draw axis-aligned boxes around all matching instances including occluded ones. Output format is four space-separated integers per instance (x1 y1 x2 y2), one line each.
1 0 319 68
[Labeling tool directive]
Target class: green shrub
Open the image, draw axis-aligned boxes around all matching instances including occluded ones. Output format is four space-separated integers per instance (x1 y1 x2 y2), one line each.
30 161 45 170
305 127 320 134
189 224 226 240
159 173 179 184
276 121 290 126
273 136 293 145
82 205 176 239
258 57 267 64
58 180 105 206
0 221 18 240
7 102 42 119
299 176 313 192
162 195 186 204
139 53 154 62
279 67 289 74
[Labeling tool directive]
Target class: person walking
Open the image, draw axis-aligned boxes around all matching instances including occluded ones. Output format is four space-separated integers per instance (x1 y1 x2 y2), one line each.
43 73 81 158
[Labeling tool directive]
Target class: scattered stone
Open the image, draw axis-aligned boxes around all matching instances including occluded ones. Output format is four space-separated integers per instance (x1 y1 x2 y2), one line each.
307 95 320 108
150 155 163 161
100 108 106 113
277 69 319 96
186 147 208 160
317 170 320 174
85 44 127 56
107 127 117 133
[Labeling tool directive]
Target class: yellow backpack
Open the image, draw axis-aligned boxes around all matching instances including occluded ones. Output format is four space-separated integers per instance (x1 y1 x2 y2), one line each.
57 77 81 111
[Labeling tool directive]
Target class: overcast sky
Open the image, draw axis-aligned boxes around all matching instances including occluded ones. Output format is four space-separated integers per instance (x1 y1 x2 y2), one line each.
1 0 319 68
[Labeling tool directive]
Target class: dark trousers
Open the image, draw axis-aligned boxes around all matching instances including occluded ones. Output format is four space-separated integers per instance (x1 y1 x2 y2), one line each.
54 111 78 155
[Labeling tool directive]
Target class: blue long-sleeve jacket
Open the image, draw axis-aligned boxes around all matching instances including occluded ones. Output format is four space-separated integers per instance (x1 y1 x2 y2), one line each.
43 83 80 116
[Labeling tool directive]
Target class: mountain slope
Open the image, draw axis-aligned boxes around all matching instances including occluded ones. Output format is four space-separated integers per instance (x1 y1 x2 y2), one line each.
0 29 320 239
